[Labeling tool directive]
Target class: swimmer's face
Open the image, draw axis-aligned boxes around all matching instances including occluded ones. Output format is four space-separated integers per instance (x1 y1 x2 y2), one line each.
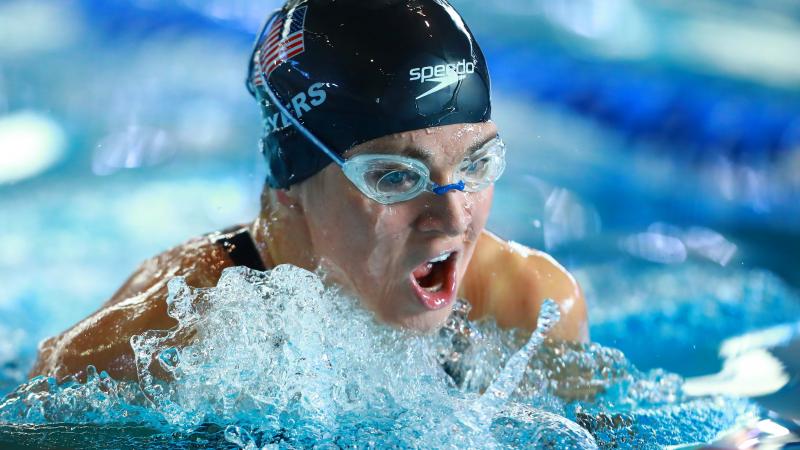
292 121 497 330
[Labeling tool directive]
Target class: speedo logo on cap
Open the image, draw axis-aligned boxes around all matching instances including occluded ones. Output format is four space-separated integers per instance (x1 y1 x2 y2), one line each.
409 59 475 100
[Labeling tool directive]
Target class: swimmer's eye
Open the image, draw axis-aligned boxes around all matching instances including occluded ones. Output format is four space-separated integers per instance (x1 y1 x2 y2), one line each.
456 138 506 190
462 157 490 178
369 169 421 193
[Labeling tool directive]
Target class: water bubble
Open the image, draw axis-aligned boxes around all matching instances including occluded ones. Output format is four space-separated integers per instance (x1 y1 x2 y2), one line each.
158 348 181 373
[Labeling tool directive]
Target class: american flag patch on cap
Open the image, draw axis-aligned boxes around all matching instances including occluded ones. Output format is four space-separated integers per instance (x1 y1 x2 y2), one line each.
254 6 308 85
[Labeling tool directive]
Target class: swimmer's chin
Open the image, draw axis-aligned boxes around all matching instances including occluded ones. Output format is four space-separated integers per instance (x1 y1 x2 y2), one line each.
314 271 454 332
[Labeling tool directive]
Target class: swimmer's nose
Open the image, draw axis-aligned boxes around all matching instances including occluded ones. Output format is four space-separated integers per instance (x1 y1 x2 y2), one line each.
414 189 470 237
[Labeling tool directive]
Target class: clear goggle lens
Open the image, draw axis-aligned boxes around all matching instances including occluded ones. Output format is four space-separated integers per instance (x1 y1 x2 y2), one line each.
455 136 506 191
342 136 506 204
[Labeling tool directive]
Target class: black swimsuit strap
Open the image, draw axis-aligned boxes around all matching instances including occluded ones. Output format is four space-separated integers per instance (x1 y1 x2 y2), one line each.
211 225 267 271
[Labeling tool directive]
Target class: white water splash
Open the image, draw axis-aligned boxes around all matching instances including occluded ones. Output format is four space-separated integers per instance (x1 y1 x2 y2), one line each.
126 264 595 448
0 264 759 448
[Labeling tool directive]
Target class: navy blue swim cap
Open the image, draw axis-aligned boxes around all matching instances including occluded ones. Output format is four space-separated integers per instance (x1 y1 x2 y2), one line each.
247 0 492 189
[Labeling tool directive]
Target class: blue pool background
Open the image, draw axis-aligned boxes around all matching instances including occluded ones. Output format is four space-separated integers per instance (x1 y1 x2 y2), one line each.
0 0 799 442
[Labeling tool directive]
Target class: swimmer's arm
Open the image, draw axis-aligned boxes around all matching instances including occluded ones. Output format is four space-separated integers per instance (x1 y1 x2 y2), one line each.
459 229 589 342
28 233 233 382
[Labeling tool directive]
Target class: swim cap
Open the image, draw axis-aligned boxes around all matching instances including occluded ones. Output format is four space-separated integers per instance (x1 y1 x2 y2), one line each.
246 0 492 189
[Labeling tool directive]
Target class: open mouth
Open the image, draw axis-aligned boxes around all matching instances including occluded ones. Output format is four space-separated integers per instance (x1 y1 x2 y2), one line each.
409 251 458 310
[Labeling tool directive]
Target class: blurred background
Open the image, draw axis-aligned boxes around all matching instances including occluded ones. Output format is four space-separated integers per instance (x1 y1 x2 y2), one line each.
0 0 798 400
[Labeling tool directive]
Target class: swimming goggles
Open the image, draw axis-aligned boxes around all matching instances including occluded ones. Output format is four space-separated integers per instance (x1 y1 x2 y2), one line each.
251 13 506 205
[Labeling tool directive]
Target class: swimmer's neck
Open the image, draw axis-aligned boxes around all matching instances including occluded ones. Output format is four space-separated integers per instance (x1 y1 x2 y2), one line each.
248 201 318 273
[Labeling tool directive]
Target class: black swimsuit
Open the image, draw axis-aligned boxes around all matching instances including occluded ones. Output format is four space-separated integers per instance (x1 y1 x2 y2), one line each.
210 225 267 271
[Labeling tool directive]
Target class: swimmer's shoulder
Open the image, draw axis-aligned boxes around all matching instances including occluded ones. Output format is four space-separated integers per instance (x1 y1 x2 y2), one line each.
511 242 588 342
463 229 589 342
102 223 253 308
29 224 258 381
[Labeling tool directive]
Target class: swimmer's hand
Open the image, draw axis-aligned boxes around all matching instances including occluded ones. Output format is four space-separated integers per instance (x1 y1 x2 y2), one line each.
459 230 589 343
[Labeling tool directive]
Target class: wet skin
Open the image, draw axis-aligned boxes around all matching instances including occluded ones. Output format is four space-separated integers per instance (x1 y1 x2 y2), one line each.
29 122 589 382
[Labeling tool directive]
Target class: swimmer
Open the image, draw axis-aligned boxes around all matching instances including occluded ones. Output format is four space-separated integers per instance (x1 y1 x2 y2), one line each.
29 0 588 382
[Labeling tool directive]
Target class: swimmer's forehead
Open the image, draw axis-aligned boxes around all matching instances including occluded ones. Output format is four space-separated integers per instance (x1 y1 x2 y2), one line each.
345 123 499 164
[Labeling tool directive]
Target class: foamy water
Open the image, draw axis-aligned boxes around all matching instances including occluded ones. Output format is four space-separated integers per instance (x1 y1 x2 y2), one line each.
0 265 759 448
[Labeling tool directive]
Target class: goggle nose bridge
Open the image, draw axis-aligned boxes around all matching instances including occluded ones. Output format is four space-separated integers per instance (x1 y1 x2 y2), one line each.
431 180 466 195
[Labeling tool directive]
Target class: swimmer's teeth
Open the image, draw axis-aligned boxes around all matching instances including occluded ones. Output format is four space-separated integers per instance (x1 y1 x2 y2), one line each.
423 280 444 293
428 252 451 264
